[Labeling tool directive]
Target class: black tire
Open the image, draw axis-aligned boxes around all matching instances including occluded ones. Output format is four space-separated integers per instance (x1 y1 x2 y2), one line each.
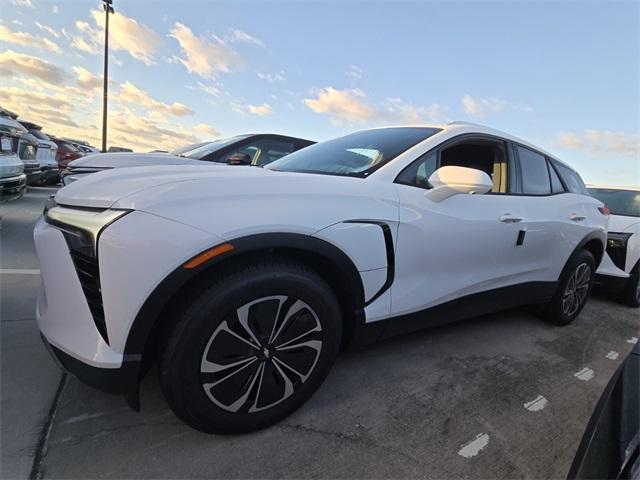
619 262 640 308
544 249 596 326
158 258 342 434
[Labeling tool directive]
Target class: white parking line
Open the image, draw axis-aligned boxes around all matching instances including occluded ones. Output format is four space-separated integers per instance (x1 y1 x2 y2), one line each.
627 337 638 344
458 433 489 458
574 367 594 381
605 351 619 360
0 269 41 275
523 395 548 412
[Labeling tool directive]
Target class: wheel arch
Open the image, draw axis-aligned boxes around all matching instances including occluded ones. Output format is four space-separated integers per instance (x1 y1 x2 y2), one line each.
124 232 366 382
560 230 606 281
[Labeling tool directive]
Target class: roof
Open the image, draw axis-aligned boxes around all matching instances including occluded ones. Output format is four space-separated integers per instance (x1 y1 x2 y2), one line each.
587 184 640 191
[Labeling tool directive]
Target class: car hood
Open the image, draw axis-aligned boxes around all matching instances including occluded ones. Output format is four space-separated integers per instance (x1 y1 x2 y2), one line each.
68 152 208 169
608 214 640 234
55 164 259 208
0 153 24 178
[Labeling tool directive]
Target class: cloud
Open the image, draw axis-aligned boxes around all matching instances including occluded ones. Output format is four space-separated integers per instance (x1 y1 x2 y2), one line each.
0 50 66 84
0 86 80 128
12 0 34 8
106 108 204 151
52 5 59 14
304 88 375 123
169 22 243 78
247 103 273 116
304 87 446 125
226 29 265 48
257 71 285 83
35 21 60 38
194 123 221 138
117 81 194 116
72 66 102 90
382 98 444 124
461 94 533 117
461 94 506 117
70 9 162 65
557 130 639 158
197 81 222 97
346 65 363 79
0 25 61 52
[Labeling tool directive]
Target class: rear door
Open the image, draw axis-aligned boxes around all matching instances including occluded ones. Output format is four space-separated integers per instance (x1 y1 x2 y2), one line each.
512 144 592 284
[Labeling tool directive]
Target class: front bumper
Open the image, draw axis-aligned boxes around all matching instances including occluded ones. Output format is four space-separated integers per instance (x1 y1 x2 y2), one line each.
40 166 60 184
24 166 43 185
0 174 26 202
41 334 140 396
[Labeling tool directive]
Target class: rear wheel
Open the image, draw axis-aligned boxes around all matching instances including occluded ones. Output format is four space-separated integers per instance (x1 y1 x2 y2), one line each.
159 259 342 434
619 262 640 308
544 249 595 325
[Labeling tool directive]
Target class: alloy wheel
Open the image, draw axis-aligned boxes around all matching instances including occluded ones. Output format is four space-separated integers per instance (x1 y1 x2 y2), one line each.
562 262 592 316
200 296 323 413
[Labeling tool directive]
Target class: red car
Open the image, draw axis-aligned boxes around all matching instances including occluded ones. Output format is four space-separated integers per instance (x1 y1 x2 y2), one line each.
50 138 83 169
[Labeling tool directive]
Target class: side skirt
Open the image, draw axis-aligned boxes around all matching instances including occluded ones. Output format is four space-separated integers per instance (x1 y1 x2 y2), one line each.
351 281 557 346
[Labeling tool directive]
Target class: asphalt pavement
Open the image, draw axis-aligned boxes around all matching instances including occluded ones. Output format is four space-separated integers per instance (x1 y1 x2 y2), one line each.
1 188 638 479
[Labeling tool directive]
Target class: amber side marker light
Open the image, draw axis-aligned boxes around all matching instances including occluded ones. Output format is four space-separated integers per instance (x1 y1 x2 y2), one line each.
183 243 234 269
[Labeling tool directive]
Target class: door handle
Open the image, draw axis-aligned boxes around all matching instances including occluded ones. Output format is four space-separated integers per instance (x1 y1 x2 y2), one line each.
499 213 523 223
570 213 586 222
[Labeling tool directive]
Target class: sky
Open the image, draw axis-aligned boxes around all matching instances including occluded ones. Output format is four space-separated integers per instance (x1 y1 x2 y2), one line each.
0 0 638 186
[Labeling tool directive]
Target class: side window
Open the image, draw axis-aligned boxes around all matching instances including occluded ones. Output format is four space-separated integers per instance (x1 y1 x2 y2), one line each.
219 139 294 166
395 139 509 193
553 161 589 195
548 160 565 193
396 151 437 188
517 146 551 195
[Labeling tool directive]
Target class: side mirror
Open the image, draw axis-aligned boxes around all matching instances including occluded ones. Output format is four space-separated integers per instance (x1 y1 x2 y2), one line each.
425 165 493 202
227 152 252 165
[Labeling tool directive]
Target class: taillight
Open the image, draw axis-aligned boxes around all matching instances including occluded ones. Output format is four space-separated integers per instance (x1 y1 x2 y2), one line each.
598 206 610 216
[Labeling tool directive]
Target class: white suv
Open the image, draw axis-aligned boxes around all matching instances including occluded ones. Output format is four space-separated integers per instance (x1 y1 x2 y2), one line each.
588 186 640 307
35 122 608 433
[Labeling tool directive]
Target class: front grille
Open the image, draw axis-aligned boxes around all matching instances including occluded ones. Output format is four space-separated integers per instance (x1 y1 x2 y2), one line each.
607 243 626 271
67 247 109 343
0 177 26 191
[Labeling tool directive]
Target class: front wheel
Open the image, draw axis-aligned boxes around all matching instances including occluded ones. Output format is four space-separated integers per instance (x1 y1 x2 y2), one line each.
544 249 595 325
159 259 342 434
619 262 640 308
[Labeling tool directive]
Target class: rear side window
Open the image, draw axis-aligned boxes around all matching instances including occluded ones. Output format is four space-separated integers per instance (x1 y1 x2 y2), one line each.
517 146 550 194
553 162 589 195
548 161 565 193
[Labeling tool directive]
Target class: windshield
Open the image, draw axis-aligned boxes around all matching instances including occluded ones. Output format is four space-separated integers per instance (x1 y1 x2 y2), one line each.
182 135 252 160
266 127 441 177
588 188 640 217
29 130 49 141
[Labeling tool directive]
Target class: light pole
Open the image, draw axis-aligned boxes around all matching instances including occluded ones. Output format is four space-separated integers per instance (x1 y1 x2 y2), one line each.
101 0 114 153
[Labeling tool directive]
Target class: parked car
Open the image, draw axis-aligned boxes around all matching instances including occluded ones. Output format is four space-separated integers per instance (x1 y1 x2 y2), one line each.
60 138 101 155
20 121 60 185
51 137 83 169
0 115 41 185
588 185 640 307
62 134 315 185
35 122 608 434
0 124 26 202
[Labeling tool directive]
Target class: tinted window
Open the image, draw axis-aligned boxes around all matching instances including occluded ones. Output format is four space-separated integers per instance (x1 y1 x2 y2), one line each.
29 130 49 141
219 139 295 166
554 162 589 195
588 188 640 217
517 146 550 194
548 161 565 193
396 151 437 188
183 135 251 160
267 127 440 177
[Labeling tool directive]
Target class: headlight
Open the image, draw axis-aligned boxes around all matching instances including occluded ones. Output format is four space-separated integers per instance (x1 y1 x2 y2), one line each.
44 204 130 258
606 232 632 249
